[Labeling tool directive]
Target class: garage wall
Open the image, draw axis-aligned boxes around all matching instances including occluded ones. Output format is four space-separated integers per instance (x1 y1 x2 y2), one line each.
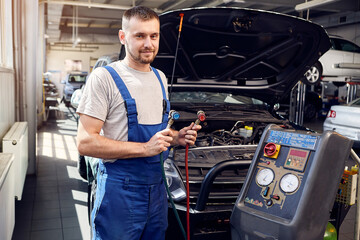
46 43 121 95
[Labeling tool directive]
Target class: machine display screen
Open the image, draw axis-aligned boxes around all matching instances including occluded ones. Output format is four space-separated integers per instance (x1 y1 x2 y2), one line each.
266 130 318 150
284 148 309 172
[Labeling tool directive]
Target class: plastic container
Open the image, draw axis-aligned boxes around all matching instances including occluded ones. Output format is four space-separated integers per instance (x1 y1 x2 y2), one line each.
239 128 247 138
245 126 253 138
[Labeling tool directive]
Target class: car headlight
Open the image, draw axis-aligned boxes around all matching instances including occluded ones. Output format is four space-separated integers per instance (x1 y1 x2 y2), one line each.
164 158 186 202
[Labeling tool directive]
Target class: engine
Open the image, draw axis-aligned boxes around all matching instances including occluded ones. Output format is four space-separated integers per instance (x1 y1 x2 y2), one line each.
195 121 272 147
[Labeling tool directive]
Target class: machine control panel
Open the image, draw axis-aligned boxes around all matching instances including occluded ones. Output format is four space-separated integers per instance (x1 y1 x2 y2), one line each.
231 125 353 240
267 130 317 150
243 130 317 219
284 148 309 172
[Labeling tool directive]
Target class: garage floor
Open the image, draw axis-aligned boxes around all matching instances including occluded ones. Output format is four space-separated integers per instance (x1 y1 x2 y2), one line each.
12 105 90 240
11 105 358 240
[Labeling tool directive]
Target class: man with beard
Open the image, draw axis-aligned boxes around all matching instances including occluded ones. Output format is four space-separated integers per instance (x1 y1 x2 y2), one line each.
76 6 200 240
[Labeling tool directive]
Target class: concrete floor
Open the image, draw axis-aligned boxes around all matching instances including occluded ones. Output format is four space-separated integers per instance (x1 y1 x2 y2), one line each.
10 106 359 240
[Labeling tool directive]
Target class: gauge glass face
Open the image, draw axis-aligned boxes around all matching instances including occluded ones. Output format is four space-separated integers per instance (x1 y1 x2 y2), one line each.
280 174 300 193
256 168 274 186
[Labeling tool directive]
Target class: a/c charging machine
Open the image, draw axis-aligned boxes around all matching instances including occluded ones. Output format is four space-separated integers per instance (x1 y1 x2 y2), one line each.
230 124 353 240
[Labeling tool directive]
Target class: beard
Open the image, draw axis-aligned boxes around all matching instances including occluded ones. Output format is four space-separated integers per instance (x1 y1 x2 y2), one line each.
125 44 158 64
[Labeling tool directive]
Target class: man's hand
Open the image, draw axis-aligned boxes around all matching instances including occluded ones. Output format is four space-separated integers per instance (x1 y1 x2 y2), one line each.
143 129 174 156
176 122 201 147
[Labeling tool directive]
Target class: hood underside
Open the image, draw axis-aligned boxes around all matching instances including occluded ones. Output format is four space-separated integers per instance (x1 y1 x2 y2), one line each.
151 7 330 105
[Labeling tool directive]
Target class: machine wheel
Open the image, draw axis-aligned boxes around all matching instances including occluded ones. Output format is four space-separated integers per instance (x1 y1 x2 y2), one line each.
302 62 322 85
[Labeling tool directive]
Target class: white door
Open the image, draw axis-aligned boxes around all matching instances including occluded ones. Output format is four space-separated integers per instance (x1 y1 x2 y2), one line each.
336 38 360 77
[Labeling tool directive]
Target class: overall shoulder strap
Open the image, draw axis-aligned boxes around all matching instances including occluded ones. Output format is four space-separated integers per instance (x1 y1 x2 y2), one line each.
104 65 132 100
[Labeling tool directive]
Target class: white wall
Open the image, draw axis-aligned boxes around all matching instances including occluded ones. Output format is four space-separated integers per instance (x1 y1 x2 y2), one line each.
46 43 121 94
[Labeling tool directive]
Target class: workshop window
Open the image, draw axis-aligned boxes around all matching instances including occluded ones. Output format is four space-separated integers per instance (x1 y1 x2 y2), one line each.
0 0 14 69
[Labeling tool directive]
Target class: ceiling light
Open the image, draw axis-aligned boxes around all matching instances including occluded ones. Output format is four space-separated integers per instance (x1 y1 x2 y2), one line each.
41 0 129 10
225 0 246 3
295 0 339 11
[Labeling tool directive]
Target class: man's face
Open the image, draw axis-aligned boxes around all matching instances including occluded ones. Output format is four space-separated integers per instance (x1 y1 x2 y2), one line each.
120 17 160 65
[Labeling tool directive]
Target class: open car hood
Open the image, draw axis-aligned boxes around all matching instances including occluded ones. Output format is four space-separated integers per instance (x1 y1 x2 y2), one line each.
151 7 330 105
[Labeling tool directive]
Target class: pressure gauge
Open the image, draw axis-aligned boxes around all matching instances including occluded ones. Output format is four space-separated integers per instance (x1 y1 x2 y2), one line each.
280 173 300 193
256 168 275 186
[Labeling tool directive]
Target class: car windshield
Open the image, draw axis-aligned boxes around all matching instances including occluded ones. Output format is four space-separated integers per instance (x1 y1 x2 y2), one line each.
171 91 265 105
69 75 86 83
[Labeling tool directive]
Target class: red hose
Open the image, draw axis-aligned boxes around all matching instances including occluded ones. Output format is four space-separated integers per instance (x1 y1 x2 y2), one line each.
185 143 190 240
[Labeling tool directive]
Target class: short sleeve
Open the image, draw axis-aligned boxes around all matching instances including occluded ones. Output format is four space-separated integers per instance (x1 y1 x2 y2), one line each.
77 68 112 122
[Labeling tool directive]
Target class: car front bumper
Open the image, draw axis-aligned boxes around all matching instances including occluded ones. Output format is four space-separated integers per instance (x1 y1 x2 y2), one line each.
166 204 232 240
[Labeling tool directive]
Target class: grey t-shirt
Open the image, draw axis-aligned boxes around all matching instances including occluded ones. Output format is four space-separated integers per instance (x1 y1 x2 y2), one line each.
77 60 168 162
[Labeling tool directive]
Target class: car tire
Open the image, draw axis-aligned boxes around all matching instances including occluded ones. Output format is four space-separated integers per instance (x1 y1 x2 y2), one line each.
302 62 322 85
304 102 317 121
332 82 346 87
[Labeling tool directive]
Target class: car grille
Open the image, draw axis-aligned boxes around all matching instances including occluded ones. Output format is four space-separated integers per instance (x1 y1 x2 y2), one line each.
173 145 257 208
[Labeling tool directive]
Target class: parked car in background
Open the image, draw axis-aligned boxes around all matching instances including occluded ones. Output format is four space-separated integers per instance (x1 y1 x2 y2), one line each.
323 98 360 147
304 35 360 85
61 72 87 107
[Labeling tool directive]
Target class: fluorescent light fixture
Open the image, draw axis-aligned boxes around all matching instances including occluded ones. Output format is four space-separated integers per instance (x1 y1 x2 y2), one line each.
295 0 338 11
224 0 246 3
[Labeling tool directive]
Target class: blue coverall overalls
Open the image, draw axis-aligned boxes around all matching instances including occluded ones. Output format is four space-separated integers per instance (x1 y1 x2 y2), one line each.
91 65 170 240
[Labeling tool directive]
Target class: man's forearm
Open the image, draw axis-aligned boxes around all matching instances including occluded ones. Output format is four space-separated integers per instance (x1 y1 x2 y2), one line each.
77 134 147 159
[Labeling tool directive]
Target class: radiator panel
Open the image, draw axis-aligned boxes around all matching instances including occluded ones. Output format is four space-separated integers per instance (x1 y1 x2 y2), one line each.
3 122 28 200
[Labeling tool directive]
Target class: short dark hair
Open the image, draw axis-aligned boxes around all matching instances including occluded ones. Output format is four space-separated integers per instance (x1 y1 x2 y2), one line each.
123 6 159 23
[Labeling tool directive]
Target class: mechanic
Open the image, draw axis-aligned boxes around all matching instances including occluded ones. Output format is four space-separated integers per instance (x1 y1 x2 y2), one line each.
76 5 200 240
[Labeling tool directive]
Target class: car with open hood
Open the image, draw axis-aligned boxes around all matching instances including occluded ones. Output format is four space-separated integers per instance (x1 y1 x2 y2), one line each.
148 7 331 240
